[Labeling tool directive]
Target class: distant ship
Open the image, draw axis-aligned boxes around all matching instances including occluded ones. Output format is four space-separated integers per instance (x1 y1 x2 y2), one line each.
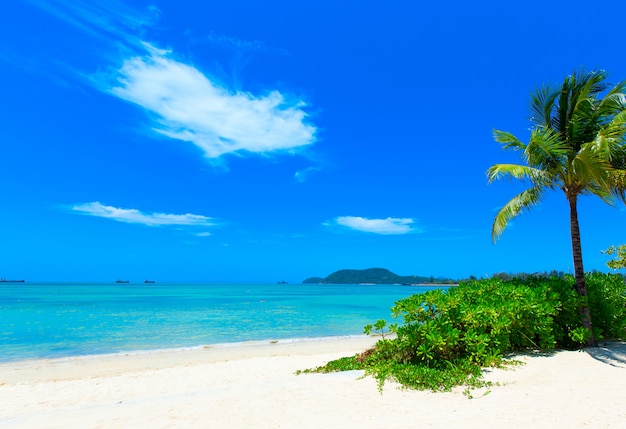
0 278 25 283
115 279 130 284
144 280 156 284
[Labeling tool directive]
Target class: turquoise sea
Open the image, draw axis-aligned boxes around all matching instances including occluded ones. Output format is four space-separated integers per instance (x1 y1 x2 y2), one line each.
0 282 444 362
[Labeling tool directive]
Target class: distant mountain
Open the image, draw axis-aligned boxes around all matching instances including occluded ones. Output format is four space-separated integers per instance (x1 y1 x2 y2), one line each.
302 268 455 285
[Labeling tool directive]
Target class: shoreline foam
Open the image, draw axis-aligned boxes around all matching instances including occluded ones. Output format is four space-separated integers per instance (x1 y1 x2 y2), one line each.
0 334 372 365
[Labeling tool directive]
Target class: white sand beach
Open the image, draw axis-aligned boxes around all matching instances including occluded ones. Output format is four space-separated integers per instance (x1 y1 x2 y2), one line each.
1 336 625 429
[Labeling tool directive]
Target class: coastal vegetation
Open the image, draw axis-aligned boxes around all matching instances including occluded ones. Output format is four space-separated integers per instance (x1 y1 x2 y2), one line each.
302 268 456 285
604 245 626 270
487 69 626 346
303 69 626 393
303 273 626 393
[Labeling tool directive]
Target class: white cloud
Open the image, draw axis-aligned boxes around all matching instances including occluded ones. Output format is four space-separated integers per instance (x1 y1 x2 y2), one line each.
30 1 317 161
332 216 420 235
71 202 215 227
106 43 316 159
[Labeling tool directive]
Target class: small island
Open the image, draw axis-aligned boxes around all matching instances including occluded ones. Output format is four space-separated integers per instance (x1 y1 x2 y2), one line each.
302 268 457 285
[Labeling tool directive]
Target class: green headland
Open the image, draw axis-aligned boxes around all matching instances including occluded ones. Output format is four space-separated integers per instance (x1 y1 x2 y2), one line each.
302 267 457 285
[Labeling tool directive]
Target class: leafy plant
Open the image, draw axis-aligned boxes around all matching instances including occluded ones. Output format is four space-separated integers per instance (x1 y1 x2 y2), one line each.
364 319 397 340
586 272 626 339
603 245 626 270
303 274 626 393
569 326 591 346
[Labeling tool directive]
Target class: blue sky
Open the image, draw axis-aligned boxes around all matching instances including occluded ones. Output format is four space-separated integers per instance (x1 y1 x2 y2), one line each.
2 0 626 282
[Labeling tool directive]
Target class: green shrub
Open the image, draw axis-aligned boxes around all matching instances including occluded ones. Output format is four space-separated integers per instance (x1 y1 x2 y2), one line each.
389 278 562 368
304 273 626 393
586 272 626 339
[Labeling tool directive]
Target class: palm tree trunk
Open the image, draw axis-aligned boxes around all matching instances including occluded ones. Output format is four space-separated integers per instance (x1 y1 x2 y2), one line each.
568 195 596 347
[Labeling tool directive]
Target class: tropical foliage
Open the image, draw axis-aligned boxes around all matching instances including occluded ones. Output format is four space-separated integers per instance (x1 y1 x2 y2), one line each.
487 69 626 345
302 274 626 393
603 245 626 270
586 271 626 338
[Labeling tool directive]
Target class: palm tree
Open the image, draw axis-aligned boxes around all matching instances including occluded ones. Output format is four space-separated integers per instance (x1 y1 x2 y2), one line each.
487 69 626 346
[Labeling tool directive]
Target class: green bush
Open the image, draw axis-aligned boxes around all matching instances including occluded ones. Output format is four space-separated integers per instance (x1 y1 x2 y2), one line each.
587 272 626 339
304 273 626 393
388 278 562 368
540 272 626 342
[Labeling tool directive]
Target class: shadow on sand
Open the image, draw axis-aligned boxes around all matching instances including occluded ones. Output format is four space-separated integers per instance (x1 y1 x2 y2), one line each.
586 341 626 368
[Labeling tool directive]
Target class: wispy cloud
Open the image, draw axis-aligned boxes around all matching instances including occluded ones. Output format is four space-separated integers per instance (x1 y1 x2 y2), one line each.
329 216 421 235
188 31 288 57
104 43 317 159
183 30 288 93
30 0 317 162
71 202 215 228
27 0 158 47
294 167 321 183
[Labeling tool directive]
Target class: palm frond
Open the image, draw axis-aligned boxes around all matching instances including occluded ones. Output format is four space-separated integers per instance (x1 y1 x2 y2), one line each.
594 110 626 156
609 143 626 169
570 144 613 189
487 163 541 183
530 86 558 127
561 70 608 147
597 88 626 116
493 130 527 151
525 127 569 171
581 182 615 205
492 185 545 242
608 169 626 203
574 69 609 98
555 75 572 134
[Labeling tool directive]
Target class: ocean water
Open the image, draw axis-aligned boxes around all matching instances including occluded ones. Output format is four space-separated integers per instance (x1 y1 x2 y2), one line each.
0 282 445 362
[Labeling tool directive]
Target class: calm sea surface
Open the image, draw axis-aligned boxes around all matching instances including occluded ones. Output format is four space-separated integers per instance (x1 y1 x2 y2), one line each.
0 282 445 362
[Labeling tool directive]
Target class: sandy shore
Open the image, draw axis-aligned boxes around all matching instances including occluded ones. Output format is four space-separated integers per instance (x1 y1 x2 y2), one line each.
1 336 625 428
